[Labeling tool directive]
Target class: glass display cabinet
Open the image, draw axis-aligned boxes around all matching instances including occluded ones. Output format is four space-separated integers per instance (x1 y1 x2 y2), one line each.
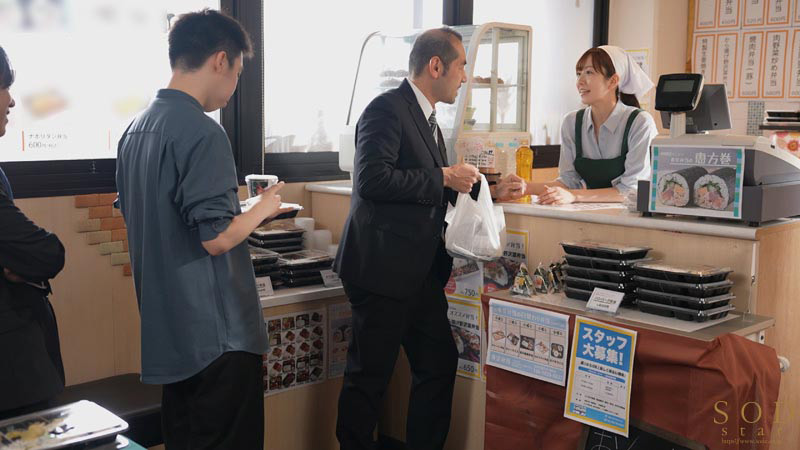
340 23 532 178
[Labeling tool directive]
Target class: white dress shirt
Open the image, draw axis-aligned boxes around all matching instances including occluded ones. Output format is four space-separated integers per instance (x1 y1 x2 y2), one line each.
557 101 658 193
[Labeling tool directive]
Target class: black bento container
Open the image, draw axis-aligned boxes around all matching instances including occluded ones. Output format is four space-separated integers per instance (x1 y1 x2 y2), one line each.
564 254 651 271
560 241 651 260
632 261 732 283
637 300 735 322
249 247 280 264
564 286 637 305
633 275 733 297
564 275 636 293
563 265 634 283
635 288 734 310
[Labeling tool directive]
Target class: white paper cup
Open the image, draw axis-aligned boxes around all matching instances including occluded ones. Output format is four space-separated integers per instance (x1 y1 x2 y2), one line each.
312 230 332 252
245 174 279 198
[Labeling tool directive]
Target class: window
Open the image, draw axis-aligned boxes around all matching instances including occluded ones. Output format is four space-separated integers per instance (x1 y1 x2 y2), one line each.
262 0 442 154
0 0 218 163
0 0 218 197
474 0 595 146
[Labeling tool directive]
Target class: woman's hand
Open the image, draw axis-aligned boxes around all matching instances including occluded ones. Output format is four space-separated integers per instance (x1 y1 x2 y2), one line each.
493 174 526 201
538 185 577 205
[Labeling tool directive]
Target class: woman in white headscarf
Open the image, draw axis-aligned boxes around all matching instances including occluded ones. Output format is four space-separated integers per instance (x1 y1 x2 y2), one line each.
525 45 659 204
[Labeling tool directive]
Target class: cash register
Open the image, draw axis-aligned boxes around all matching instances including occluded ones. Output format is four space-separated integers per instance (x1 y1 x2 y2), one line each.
637 73 800 226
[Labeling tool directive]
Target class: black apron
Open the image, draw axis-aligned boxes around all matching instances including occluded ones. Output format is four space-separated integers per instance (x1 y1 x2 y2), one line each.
573 108 642 189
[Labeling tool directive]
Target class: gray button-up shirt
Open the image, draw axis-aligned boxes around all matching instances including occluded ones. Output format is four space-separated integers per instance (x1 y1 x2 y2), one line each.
116 89 267 384
557 101 659 193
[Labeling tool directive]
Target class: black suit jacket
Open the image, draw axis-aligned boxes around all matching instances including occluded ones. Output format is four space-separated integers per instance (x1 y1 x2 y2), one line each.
333 80 456 299
0 177 66 412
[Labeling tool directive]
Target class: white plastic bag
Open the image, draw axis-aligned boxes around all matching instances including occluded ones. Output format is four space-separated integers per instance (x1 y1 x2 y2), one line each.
445 174 506 261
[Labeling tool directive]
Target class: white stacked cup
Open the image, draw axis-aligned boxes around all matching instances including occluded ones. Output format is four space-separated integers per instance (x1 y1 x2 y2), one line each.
294 217 315 250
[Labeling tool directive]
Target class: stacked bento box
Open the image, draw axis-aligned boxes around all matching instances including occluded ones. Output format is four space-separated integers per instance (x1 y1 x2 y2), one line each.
632 262 736 322
560 241 652 307
558 241 736 322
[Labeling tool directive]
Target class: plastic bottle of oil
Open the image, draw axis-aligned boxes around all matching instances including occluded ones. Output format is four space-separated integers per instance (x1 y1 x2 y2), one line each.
515 145 533 204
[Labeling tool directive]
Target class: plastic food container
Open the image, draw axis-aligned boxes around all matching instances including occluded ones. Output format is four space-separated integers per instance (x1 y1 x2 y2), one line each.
248 247 280 264
277 250 335 270
633 276 733 297
564 286 637 305
563 265 634 283
635 288 734 310
0 400 128 450
637 300 735 322
560 241 651 260
564 254 651 271
563 275 636 294
632 261 732 283
245 174 279 197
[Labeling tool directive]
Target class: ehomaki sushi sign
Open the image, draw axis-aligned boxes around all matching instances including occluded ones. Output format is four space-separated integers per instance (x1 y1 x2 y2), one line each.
649 145 745 220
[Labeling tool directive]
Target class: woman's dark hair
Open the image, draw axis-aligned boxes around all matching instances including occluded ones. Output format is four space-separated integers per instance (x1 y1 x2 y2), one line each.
576 47 640 108
0 46 14 89
168 8 253 71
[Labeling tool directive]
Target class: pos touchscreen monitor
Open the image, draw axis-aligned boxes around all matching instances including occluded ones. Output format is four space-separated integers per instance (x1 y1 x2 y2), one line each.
660 84 732 134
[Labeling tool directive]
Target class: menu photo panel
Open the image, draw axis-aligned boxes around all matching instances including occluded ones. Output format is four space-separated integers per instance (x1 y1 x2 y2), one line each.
718 0 741 27
744 0 767 26
788 29 800 97
762 30 789 97
697 0 719 30
767 0 792 25
739 31 765 98
715 33 739 98
694 34 717 84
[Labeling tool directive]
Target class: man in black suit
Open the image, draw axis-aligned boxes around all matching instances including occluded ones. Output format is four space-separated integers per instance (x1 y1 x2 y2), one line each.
333 27 482 450
0 45 66 420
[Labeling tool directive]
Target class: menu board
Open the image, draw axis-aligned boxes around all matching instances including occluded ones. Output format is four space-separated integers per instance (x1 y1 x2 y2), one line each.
690 0 800 102
263 309 327 396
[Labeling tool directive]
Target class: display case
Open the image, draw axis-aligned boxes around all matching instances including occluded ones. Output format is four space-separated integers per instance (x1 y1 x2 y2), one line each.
340 23 532 178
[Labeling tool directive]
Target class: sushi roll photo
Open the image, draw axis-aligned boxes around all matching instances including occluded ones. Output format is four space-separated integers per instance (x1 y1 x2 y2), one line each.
657 166 707 207
694 167 736 211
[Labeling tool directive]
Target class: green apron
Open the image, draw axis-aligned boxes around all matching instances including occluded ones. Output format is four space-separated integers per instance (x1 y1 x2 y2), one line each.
573 108 642 189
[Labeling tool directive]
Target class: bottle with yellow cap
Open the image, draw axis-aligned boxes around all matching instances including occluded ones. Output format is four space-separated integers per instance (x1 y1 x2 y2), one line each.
515 145 533 203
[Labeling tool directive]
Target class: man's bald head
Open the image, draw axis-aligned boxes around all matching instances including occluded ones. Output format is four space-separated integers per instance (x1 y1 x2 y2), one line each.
408 27 463 78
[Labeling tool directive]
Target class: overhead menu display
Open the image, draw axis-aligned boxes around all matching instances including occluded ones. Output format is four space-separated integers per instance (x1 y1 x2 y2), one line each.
692 0 800 101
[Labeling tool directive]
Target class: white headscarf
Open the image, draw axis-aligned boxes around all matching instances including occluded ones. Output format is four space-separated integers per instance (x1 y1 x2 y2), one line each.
599 45 654 99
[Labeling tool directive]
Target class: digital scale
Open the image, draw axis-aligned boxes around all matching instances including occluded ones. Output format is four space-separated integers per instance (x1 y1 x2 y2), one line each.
637 73 800 226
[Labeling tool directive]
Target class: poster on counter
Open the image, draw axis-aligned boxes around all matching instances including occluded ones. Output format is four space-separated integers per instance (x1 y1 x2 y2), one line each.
447 297 484 380
649 145 745 219
767 0 791 25
715 33 738 98
263 308 327 396
483 229 528 293
445 257 483 300
692 34 716 83
327 302 352 378
763 30 789 98
695 0 717 29
564 316 637 437
739 32 764 98
486 299 569 386
789 29 800 97
718 0 741 27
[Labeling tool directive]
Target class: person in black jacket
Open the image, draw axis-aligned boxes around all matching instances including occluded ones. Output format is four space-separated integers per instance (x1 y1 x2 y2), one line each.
0 45 66 420
333 28 523 450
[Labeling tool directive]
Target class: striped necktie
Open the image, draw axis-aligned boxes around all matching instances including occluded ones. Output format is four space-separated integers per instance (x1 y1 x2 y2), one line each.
428 110 438 145
0 166 12 200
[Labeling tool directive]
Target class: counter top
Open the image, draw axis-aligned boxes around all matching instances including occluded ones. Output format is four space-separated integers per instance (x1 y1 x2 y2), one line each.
487 290 774 342
260 285 345 309
307 181 800 240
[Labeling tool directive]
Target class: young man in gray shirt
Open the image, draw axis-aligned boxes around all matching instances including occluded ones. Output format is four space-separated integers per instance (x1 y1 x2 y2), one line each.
116 9 289 449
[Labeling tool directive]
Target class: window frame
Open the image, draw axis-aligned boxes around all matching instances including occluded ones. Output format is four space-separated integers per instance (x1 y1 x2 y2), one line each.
4 0 606 198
